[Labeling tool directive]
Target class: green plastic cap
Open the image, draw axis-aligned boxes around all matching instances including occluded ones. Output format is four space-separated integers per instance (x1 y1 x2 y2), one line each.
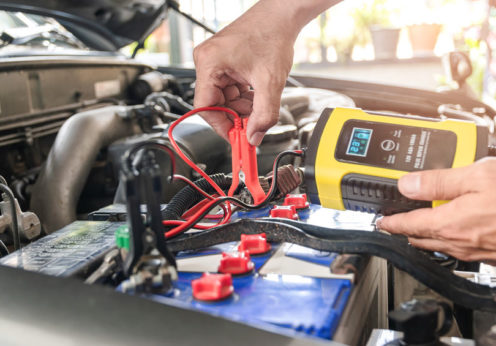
115 225 130 250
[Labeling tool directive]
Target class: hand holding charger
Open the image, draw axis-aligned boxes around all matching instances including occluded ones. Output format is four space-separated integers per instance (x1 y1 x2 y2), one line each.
305 108 489 215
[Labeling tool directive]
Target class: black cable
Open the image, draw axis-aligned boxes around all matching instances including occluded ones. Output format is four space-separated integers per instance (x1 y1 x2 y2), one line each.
0 184 20 250
165 150 303 238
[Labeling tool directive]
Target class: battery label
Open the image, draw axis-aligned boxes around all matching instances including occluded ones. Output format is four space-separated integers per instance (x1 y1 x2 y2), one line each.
0 221 123 277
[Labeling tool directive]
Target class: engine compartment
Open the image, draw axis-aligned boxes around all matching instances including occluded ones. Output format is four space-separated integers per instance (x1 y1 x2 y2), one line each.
1 56 496 344
0 56 495 245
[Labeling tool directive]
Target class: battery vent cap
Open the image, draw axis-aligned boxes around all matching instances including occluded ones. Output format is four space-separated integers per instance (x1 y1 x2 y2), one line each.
270 205 298 220
238 233 271 255
192 273 234 302
283 193 310 209
218 251 254 275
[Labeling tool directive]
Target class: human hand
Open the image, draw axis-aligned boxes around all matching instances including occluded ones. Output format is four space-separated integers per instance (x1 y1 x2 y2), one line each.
377 158 496 263
193 0 341 145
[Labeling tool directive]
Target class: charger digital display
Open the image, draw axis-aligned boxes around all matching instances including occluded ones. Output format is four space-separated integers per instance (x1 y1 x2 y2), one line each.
346 128 372 157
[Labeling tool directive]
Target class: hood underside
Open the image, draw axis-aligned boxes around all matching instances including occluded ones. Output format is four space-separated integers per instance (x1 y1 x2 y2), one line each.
0 0 169 51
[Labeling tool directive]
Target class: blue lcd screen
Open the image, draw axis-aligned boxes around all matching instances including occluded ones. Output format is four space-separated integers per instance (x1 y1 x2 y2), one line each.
346 128 372 157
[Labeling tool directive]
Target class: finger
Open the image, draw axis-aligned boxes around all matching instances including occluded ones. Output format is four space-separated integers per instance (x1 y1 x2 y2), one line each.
377 207 442 238
236 83 251 94
194 77 234 140
240 90 254 101
397 165 476 201
223 85 241 101
408 237 496 262
226 98 253 116
246 74 284 145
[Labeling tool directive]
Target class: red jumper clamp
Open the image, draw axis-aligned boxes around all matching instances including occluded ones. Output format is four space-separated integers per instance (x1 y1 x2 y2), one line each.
228 118 266 204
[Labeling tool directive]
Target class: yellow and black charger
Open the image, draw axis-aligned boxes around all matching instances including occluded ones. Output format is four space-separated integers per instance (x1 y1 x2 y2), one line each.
305 107 489 215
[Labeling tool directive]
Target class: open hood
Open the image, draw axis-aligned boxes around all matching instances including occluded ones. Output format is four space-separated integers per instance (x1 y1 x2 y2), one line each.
0 0 169 51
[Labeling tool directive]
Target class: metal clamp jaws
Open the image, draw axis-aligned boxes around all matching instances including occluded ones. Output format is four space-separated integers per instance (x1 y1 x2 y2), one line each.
228 118 266 204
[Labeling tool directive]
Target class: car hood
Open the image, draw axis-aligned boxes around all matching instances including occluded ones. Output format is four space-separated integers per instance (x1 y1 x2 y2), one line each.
0 0 169 51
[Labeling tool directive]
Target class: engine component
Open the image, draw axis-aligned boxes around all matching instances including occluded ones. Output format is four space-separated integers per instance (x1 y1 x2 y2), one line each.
84 248 123 285
387 299 453 346
30 106 141 233
254 87 354 174
0 189 40 242
305 107 489 215
145 91 193 114
131 72 184 103
111 116 230 204
257 124 299 174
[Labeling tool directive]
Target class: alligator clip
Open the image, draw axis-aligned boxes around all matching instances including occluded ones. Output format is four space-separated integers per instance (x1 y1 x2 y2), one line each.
228 118 266 204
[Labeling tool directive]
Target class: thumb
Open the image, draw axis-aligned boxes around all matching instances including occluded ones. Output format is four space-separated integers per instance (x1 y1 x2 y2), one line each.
398 165 475 201
246 76 283 146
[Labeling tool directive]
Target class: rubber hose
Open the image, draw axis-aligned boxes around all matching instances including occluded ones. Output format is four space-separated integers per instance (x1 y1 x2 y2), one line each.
162 174 240 222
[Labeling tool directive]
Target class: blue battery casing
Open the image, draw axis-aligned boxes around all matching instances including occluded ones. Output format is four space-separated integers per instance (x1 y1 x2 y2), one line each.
120 204 375 340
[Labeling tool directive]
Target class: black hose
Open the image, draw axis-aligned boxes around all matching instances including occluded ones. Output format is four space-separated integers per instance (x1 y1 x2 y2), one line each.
162 174 237 222
0 239 8 257
0 184 20 250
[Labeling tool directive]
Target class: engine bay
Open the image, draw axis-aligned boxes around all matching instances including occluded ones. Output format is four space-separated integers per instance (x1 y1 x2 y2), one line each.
1 57 496 345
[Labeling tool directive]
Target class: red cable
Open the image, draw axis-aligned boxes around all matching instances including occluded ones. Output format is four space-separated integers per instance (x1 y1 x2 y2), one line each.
162 220 211 230
164 197 223 238
167 106 240 197
164 107 239 235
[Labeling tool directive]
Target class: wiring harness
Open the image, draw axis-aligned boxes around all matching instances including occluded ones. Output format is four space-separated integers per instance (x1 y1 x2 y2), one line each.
123 106 303 239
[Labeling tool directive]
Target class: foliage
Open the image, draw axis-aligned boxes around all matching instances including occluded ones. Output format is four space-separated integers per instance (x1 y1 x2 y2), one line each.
351 0 397 47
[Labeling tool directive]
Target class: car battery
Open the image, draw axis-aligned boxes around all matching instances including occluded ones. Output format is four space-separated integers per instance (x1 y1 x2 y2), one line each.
118 199 387 344
88 204 168 221
1 197 387 344
0 221 123 278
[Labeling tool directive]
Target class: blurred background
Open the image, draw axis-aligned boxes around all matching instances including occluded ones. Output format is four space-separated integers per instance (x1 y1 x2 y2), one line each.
124 0 496 108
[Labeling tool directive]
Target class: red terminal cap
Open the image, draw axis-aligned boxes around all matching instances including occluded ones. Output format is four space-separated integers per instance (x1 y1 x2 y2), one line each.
218 251 255 275
238 233 271 255
192 273 234 301
283 193 310 209
270 205 298 220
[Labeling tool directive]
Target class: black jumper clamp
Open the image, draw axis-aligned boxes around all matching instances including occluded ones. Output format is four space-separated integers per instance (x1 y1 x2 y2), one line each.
121 150 177 294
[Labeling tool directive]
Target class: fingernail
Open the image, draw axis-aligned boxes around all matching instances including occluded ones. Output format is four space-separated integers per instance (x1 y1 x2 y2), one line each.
399 173 421 196
249 132 265 146
375 216 383 228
